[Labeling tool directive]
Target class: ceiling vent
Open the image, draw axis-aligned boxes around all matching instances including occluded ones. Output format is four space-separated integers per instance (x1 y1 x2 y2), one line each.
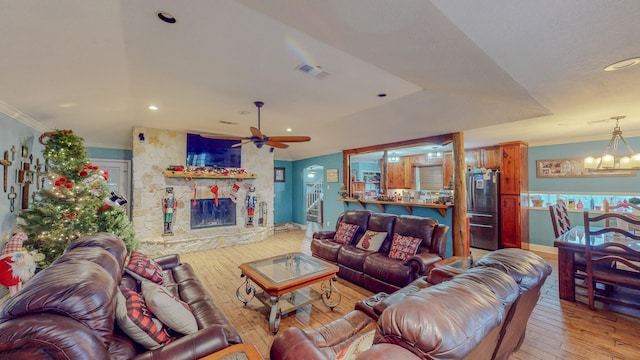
297 64 330 80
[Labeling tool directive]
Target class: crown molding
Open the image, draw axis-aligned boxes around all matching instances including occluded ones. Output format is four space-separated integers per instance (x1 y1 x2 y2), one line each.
0 100 48 132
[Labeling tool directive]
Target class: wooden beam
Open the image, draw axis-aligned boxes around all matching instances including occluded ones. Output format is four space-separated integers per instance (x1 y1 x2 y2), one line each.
452 132 469 257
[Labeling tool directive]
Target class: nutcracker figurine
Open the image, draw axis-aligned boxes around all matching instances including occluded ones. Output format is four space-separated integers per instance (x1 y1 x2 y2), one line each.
245 186 257 227
162 187 177 235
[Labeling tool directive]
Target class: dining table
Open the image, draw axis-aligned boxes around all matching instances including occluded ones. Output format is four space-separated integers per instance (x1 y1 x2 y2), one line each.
554 225 640 302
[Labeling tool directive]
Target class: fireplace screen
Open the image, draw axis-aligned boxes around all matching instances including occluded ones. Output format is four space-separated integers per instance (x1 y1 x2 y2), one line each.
190 198 236 229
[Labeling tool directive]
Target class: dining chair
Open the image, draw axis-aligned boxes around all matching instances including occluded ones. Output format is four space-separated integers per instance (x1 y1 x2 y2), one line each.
549 201 571 238
603 200 640 233
583 211 640 311
549 201 593 291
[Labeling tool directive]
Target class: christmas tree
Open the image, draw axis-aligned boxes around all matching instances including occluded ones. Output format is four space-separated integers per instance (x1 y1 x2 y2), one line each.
19 130 137 266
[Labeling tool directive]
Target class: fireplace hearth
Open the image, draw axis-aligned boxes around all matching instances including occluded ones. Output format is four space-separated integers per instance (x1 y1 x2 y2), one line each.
190 198 236 229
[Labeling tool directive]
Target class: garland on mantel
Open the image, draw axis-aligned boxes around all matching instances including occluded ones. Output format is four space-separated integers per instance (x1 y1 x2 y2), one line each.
165 165 256 178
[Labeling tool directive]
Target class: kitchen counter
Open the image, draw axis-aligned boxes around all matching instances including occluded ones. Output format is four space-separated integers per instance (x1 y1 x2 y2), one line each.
337 198 453 217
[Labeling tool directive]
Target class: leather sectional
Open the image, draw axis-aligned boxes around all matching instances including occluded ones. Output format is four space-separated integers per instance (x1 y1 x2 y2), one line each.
0 233 242 359
270 248 553 360
311 210 449 294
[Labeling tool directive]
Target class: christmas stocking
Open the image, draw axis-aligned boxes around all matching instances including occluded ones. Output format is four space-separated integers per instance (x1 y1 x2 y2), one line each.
230 182 240 203
211 185 219 207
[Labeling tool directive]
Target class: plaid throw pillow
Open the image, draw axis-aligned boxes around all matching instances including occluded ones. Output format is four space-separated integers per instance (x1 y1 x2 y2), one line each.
334 223 359 245
125 251 164 284
388 233 422 261
115 287 172 349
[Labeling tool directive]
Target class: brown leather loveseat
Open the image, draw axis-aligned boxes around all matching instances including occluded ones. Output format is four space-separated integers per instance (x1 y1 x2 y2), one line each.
0 233 242 359
311 210 449 294
271 248 552 360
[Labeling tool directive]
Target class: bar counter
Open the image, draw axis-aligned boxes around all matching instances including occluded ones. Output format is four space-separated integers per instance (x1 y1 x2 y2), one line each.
337 198 453 217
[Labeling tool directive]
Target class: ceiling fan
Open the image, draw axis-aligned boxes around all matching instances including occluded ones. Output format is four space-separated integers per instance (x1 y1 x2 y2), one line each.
201 101 311 149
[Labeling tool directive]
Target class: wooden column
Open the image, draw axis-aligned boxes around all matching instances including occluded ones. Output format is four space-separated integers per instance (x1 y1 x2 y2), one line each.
452 132 469 257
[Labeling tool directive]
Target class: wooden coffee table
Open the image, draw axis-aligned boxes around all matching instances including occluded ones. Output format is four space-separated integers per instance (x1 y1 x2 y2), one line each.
236 252 341 333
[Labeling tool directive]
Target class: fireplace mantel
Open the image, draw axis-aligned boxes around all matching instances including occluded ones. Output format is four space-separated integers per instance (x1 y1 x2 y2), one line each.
164 170 257 180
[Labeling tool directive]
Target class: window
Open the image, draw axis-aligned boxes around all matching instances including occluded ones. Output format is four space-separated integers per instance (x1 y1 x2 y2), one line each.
418 165 443 191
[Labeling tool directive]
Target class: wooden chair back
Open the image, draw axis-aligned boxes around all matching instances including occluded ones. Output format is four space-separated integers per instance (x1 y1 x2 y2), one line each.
549 201 571 238
603 200 640 232
582 211 640 310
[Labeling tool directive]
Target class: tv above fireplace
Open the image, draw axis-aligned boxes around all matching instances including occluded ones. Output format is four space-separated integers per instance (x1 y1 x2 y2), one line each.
186 133 241 167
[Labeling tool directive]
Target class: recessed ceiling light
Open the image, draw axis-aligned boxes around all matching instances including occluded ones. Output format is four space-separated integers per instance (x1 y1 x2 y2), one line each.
157 12 176 24
286 128 292 132
378 93 387 97
239 110 250 115
148 105 158 111
604 57 640 72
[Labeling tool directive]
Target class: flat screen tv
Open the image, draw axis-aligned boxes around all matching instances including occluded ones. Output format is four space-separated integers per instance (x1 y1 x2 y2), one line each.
186 133 241 168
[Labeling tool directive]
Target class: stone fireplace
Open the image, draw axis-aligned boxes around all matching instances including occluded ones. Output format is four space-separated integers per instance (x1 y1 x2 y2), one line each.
190 198 236 229
131 127 274 256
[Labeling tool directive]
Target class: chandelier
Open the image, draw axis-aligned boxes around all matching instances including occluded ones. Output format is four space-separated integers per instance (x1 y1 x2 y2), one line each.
388 153 400 163
583 116 640 171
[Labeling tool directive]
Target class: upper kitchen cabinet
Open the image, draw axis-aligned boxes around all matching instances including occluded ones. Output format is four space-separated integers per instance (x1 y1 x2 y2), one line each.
465 146 500 170
387 157 412 189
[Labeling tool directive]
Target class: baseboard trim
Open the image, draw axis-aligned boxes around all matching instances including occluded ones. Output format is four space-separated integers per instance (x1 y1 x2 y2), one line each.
527 244 557 255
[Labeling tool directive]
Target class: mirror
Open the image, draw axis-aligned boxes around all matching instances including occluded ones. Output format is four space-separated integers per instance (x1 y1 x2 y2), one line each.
343 134 454 200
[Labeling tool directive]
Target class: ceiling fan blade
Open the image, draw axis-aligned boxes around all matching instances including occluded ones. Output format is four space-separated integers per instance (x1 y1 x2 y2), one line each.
200 133 246 141
267 135 311 143
231 140 252 147
266 141 289 149
250 126 263 139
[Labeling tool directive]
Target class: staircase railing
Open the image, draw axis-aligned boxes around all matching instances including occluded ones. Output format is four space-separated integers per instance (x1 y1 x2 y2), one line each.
306 179 323 224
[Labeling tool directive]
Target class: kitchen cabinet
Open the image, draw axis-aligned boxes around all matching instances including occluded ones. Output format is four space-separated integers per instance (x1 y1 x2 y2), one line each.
500 195 522 248
480 147 500 169
351 181 366 198
386 161 404 189
499 142 528 195
498 141 529 249
465 146 500 170
387 155 424 189
443 152 453 188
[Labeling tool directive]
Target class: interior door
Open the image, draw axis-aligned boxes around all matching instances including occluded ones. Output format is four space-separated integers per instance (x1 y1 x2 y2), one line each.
90 159 131 216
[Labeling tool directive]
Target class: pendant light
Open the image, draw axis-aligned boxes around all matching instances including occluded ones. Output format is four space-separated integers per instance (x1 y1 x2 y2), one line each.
583 116 640 171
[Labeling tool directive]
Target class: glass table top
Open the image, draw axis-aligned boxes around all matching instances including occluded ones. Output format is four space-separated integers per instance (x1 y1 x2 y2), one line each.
246 253 329 283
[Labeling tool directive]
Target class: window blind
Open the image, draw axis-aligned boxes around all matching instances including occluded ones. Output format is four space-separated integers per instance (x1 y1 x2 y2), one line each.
418 166 443 190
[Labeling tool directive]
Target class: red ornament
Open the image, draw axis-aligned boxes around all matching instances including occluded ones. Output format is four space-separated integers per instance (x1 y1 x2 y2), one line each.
79 170 88 177
59 177 67 183
65 182 73 189
54 181 62 187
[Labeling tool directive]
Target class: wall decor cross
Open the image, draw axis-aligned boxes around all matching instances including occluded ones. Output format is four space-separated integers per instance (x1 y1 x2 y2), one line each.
1 151 12 193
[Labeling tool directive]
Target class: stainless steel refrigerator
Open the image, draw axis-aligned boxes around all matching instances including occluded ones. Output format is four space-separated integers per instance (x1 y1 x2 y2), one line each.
467 170 500 250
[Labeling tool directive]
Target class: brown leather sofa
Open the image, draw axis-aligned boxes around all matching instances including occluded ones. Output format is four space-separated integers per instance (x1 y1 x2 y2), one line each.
311 210 449 294
270 248 552 360
0 233 242 360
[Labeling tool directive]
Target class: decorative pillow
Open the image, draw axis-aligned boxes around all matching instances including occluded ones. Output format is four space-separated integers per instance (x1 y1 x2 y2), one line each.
141 281 198 335
356 231 387 252
115 287 172 349
335 330 376 360
333 223 359 245
388 233 422 261
125 251 163 284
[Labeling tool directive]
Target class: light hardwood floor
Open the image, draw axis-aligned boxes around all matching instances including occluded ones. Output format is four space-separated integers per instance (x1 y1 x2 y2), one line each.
180 230 640 360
